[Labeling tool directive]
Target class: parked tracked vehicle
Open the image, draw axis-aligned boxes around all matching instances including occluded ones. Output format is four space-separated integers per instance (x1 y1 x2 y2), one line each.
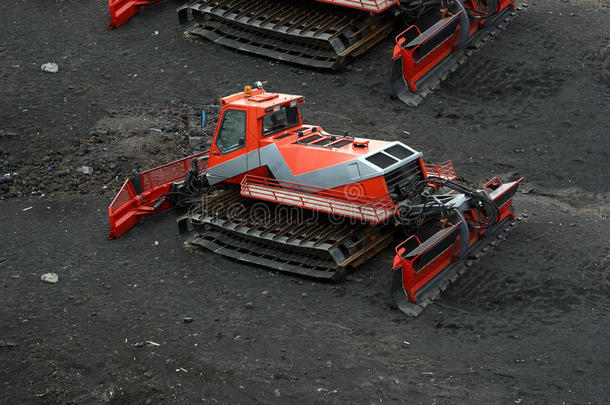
108 84 523 315
108 0 521 105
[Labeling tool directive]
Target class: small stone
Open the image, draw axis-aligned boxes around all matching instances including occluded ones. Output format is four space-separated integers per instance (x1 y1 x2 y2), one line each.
78 166 93 175
520 185 534 194
394 378 400 385
274 389 281 398
143 371 153 379
301 292 307 297
183 317 193 323
0 339 18 348
189 136 203 148
41 273 59 284
177 122 188 132
134 342 144 348
145 399 152 405
244 302 253 310
41 63 59 73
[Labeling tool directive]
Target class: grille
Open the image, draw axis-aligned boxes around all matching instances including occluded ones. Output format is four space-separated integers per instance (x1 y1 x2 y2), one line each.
331 140 352 148
366 152 398 169
384 159 424 196
385 144 412 160
298 134 323 144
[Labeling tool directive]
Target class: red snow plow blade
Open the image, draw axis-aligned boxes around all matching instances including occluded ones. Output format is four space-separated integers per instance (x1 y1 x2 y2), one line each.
391 177 524 316
391 0 520 106
108 0 163 29
108 151 209 239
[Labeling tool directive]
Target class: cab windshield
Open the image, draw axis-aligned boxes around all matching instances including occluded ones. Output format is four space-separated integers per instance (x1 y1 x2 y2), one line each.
262 106 299 136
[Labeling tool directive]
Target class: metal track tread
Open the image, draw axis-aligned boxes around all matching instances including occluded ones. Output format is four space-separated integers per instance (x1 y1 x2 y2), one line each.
178 189 394 280
178 0 395 70
392 3 525 106
391 215 525 316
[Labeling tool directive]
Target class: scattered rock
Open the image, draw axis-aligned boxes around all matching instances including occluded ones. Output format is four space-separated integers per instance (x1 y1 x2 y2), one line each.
183 317 193 323
177 121 188 132
189 136 203 149
244 302 254 310
274 389 281 398
0 339 18 348
77 166 94 175
520 184 534 194
41 273 59 284
143 371 153 379
0 129 17 137
40 62 59 73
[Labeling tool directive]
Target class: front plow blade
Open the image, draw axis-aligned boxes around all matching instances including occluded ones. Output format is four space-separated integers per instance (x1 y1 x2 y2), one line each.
391 178 523 316
391 3 522 107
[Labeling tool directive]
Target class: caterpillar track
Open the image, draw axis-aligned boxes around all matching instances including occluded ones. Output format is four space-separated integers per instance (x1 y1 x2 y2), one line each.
178 189 395 279
178 0 395 69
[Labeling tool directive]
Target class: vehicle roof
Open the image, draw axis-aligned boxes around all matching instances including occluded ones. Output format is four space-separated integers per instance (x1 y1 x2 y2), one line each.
220 88 303 114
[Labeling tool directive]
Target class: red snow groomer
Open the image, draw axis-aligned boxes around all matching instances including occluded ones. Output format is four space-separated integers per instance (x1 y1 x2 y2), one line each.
108 85 523 315
108 0 521 106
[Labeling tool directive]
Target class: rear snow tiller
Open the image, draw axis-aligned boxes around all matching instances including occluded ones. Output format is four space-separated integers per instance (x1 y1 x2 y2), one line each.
108 85 524 315
108 0 522 106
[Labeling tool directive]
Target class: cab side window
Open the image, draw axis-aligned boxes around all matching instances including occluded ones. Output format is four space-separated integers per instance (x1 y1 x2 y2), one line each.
216 109 247 154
